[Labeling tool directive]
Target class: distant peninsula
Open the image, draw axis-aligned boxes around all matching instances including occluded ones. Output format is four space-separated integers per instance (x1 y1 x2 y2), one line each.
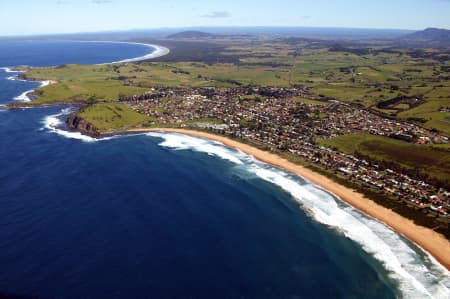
167 30 217 39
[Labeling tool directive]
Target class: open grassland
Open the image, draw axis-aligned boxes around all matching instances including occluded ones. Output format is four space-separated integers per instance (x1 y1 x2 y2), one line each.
77 103 154 130
23 61 292 104
34 80 149 104
318 134 450 184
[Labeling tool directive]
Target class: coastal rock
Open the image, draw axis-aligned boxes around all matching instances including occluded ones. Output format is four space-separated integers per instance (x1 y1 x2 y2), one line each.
66 113 100 138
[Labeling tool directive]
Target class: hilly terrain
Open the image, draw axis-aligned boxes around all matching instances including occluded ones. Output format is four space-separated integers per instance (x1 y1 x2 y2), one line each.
167 31 217 39
399 28 450 47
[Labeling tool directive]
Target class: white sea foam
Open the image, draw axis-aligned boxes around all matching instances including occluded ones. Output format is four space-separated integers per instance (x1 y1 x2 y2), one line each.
2 67 22 82
42 108 97 142
2 68 28 83
1 67 25 77
8 78 50 102
12 80 49 102
147 132 450 299
111 43 170 63
1 67 46 101
13 89 34 102
5 76 27 82
40 80 50 87
147 132 244 165
0 67 19 73
42 108 118 142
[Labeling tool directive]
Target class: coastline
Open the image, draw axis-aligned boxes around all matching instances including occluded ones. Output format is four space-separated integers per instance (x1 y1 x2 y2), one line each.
114 43 170 63
126 127 450 271
12 80 57 102
1 41 170 103
1 66 58 102
92 41 170 64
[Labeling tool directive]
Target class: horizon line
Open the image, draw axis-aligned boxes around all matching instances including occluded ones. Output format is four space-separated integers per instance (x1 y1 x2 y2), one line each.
0 25 437 39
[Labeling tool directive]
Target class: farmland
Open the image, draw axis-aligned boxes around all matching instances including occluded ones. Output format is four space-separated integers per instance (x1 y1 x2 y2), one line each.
318 133 450 184
77 103 154 130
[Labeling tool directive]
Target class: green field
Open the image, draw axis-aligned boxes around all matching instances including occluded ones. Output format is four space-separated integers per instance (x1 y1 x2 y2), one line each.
23 61 293 105
77 103 154 130
318 134 450 184
35 80 149 104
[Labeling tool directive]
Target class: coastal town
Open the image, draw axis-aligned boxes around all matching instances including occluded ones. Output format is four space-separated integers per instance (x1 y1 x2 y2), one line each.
120 86 450 224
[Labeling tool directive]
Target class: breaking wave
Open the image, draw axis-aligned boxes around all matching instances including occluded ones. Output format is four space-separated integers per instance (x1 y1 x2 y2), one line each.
1 68 49 102
41 108 118 142
40 80 51 87
6 75 25 81
147 132 450 299
148 132 244 165
0 67 20 73
13 89 34 102
41 108 99 142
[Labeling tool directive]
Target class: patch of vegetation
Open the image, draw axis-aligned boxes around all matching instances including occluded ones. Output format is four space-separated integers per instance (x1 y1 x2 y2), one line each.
34 80 149 104
318 134 450 184
77 103 154 131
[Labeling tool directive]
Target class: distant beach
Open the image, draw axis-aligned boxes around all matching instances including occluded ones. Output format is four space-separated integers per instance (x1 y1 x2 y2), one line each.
97 42 170 64
114 43 170 63
1 40 169 102
128 127 450 271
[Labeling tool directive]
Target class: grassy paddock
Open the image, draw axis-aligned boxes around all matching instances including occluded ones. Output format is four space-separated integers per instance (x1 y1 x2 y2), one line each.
318 133 450 183
77 103 154 130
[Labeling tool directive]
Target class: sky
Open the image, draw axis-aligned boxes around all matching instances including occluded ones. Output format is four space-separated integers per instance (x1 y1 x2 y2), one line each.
0 0 449 36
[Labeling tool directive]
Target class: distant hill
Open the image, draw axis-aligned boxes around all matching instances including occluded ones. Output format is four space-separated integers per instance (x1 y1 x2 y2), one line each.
167 31 216 39
399 28 450 47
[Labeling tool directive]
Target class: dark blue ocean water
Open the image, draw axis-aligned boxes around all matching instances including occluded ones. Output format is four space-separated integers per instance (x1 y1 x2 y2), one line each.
0 41 448 299
0 40 154 67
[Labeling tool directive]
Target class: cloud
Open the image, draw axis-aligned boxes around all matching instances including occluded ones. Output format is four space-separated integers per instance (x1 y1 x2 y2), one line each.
56 0 71 4
91 0 112 4
201 11 231 19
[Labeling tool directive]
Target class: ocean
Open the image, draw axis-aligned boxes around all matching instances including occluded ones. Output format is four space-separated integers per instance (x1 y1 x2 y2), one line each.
0 41 449 299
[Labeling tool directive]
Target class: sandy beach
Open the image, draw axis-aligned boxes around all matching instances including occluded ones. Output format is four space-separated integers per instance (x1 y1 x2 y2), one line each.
128 127 450 271
112 43 170 63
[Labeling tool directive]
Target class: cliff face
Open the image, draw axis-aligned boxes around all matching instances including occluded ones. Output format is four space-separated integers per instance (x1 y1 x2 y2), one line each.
66 114 100 138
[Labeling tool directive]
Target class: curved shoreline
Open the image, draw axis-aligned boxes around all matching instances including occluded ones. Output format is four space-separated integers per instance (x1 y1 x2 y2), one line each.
113 43 170 63
1 41 170 69
89 41 170 64
126 127 450 271
0 41 170 102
